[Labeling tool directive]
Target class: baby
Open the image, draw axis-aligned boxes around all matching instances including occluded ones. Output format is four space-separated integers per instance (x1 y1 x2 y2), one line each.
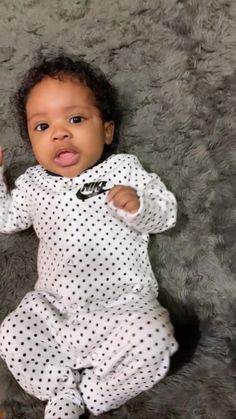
0 52 178 418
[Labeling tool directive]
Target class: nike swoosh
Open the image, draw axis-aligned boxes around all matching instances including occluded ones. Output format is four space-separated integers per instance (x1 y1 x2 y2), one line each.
76 188 110 201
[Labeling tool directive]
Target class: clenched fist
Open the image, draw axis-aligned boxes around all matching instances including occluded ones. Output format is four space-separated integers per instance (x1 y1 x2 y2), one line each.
107 185 140 214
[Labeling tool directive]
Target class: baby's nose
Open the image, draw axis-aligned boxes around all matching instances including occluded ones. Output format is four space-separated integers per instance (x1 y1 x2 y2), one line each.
52 126 72 141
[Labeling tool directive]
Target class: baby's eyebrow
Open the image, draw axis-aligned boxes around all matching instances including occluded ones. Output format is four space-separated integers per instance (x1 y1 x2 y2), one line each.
27 112 47 122
62 104 100 114
62 105 90 112
27 105 92 122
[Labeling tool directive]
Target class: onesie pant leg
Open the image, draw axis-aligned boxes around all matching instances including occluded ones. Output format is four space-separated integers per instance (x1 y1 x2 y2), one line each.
44 392 84 418
79 297 178 415
0 291 85 418
0 290 177 417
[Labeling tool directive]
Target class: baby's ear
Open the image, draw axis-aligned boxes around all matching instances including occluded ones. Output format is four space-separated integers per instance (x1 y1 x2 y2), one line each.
104 121 115 145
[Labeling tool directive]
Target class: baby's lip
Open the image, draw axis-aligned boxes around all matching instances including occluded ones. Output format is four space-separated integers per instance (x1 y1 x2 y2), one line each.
54 148 80 167
54 148 77 158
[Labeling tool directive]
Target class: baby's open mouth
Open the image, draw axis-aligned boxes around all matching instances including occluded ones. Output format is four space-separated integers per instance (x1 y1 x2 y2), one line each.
54 149 80 167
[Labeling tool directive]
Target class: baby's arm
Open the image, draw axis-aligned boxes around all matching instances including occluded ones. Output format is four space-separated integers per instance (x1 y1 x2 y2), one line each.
107 155 177 234
0 147 32 233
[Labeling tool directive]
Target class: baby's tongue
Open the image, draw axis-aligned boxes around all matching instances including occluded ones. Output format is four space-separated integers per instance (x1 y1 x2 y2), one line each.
55 151 79 167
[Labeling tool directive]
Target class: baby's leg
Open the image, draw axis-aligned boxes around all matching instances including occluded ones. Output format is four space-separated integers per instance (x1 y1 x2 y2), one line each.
44 392 84 419
79 296 177 416
0 291 84 419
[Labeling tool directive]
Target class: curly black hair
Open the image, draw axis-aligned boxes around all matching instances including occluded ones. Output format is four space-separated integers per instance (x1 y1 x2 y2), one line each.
11 50 122 159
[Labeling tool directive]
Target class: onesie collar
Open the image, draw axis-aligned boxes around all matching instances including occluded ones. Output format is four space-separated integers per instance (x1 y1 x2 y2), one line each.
30 154 117 190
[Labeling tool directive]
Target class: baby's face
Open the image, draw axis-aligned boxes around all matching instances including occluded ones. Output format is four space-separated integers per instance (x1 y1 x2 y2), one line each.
26 76 114 177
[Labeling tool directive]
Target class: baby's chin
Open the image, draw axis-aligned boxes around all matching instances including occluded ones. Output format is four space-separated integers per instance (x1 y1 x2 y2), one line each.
37 154 102 177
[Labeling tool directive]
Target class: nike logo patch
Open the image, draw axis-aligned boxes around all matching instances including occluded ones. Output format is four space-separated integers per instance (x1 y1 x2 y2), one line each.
76 181 110 201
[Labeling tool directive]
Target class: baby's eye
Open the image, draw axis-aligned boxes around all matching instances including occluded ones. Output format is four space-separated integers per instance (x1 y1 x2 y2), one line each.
69 115 85 124
35 123 49 132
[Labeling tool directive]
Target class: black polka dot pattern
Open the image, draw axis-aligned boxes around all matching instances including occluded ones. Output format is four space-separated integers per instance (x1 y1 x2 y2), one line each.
0 290 177 416
45 392 84 418
0 154 178 416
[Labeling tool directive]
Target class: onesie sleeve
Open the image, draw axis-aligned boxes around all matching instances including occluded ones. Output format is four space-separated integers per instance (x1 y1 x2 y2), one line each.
108 155 177 234
0 166 32 233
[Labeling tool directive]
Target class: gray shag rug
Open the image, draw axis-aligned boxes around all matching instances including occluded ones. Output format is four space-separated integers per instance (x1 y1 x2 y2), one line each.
0 1 236 418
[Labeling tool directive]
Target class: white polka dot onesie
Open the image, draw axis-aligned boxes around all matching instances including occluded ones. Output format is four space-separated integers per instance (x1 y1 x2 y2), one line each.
0 154 178 418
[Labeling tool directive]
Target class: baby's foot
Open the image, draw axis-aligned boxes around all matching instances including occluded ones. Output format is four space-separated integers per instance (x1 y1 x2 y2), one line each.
45 394 84 418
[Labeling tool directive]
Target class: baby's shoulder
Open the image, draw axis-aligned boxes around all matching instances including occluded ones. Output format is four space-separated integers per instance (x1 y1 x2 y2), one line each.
109 153 140 167
15 165 43 188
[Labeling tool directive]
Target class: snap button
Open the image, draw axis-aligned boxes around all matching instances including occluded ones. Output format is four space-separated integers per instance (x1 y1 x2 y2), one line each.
71 303 78 309
133 284 143 292
91 352 97 360
61 375 69 382
72 319 79 325
66 178 73 187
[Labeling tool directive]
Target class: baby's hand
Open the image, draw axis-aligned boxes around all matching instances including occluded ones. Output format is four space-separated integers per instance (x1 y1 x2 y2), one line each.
0 147 3 166
107 185 140 214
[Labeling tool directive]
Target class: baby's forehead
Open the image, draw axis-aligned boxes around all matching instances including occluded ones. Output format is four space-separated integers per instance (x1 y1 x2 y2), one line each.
26 75 102 121
36 74 94 94
57 73 100 105
27 75 96 104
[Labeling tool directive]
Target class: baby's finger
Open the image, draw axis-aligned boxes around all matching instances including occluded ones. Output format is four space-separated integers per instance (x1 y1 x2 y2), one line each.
107 185 124 201
123 199 140 214
0 147 4 165
111 191 129 209
111 189 138 210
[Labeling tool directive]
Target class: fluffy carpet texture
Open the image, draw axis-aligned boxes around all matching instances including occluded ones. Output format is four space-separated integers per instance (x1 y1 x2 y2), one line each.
0 0 236 418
